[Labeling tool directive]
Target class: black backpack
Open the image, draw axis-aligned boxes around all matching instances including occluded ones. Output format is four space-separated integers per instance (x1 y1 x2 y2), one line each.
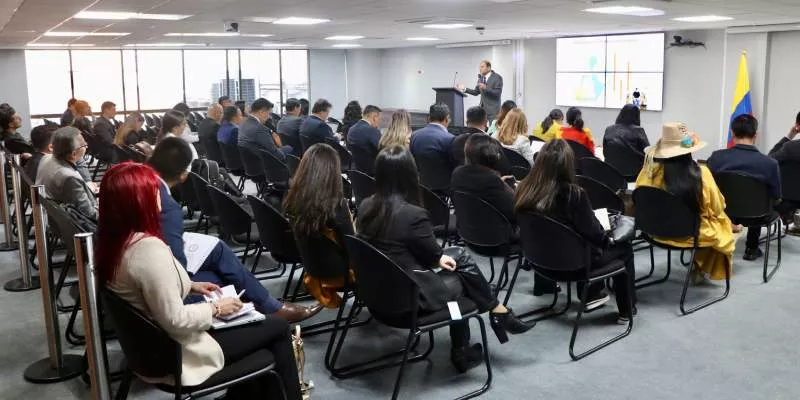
191 158 242 197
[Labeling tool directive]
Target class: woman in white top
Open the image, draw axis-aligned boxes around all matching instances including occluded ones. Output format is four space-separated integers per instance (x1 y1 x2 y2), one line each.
95 162 302 399
493 108 534 165
158 109 198 163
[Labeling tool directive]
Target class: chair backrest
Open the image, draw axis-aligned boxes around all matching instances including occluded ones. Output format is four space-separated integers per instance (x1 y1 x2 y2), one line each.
188 172 218 218
779 161 800 202
502 147 531 169
219 142 244 171
567 139 595 161
633 186 699 238
451 190 512 249
421 185 450 230
177 175 200 212
42 198 88 258
286 154 301 177
293 222 349 280
414 153 453 192
113 145 132 164
346 170 376 207
299 134 325 154
121 145 146 163
258 150 290 185
202 136 225 165
100 289 181 379
713 172 774 220
577 175 625 213
604 144 645 181
246 195 301 261
349 143 377 176
238 145 266 180
344 235 418 315
517 211 590 274
278 133 302 157
207 185 253 237
579 157 626 192
324 137 352 172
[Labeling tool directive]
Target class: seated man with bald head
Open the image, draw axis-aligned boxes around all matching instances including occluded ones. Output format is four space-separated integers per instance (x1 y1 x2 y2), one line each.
198 103 223 160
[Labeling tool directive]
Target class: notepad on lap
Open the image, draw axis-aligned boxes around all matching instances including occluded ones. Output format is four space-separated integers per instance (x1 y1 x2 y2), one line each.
204 285 265 330
594 208 612 231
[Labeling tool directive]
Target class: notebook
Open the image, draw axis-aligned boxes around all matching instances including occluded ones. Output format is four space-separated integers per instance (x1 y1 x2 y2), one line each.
594 208 612 232
204 285 265 330
183 232 220 274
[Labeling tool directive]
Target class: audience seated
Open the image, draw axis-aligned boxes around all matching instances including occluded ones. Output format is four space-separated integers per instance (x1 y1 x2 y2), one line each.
357 146 532 372
197 104 223 154
603 104 649 156
73 100 91 121
37 127 97 220
0 103 32 157
299 99 338 142
25 124 57 182
452 133 515 222
283 143 355 308
516 139 637 319
113 112 146 147
95 162 303 399
276 98 303 157
487 100 516 136
239 98 292 159
218 95 233 108
532 108 564 142
60 98 77 127
768 111 800 163
158 109 198 162
452 106 489 166
410 103 456 166
339 100 362 140
299 98 310 119
93 101 117 145
379 109 412 151
218 106 242 145
494 108 535 165
560 107 595 152
637 123 734 284
147 138 322 321
708 115 780 261
346 104 382 159
172 103 193 135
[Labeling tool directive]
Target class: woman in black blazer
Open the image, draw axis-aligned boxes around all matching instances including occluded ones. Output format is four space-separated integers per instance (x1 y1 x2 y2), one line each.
357 146 532 373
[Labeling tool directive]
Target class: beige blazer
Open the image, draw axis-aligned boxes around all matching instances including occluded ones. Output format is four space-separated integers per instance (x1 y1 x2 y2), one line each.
107 234 224 386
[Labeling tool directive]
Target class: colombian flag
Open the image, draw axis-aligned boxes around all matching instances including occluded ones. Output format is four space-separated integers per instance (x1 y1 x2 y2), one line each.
728 52 752 148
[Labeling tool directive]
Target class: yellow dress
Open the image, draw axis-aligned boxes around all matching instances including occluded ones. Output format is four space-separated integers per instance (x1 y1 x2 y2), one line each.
635 163 734 280
532 121 562 142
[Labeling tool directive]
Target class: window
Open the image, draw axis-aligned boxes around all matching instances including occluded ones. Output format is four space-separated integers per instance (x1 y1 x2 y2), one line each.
240 50 281 107
136 50 184 110
281 50 309 107
25 50 72 115
225 50 240 102
184 50 227 108
71 50 124 112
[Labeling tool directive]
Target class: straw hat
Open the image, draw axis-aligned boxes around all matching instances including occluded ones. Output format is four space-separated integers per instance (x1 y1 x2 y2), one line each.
644 122 707 159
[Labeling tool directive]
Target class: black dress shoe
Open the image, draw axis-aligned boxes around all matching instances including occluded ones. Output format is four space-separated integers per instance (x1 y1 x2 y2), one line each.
743 247 763 261
533 282 561 296
450 343 483 373
490 308 534 344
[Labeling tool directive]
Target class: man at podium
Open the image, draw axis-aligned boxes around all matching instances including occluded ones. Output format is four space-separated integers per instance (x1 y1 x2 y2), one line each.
457 60 503 122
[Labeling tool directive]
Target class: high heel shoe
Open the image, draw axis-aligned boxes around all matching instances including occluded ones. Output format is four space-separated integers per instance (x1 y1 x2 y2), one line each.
489 308 534 344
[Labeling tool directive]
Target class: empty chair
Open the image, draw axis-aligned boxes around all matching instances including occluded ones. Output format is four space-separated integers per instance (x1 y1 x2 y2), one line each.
259 149 290 194
206 185 258 263
577 175 625 213
414 153 454 194
346 170 376 208
604 144 645 182
502 147 532 181
286 154 301 177
188 172 219 233
325 138 353 172
579 157 626 192
566 139 595 172
421 185 457 247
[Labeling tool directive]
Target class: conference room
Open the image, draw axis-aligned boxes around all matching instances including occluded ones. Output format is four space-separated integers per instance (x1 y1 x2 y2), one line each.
2 0 800 399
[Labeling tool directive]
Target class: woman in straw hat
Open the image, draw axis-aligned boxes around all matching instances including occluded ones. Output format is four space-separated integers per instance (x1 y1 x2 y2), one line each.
636 123 734 283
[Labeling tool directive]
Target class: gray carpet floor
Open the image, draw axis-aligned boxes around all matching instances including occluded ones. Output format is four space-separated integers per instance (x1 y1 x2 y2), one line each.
0 223 796 400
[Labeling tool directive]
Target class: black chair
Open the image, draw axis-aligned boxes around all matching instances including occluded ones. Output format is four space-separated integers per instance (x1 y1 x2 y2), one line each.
566 140 595 173
206 185 258 264
201 136 225 166
259 150 290 194
414 153 454 194
277 132 302 158
299 134 325 154
339 235 491 400
349 144 377 176
451 190 520 287
121 145 146 163
219 142 246 190
633 186 730 315
579 157 627 192
324 137 353 172
188 172 218 234
713 172 781 282
512 212 633 360
113 145 132 164
346 170 376 209
246 195 299 283
604 145 645 182
577 175 625 213
286 154 301 178
238 146 268 193
102 289 282 400
421 185 457 247
779 162 800 228
501 148 531 181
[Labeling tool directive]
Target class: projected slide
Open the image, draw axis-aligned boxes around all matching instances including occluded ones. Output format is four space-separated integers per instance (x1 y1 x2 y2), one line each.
556 33 665 111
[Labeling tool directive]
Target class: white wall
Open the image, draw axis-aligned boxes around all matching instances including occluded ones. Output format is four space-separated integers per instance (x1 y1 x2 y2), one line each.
0 50 31 135
345 49 383 107
308 49 348 119
765 31 800 150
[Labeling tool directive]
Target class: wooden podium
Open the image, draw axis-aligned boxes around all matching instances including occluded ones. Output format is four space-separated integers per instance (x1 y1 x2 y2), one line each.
433 87 466 127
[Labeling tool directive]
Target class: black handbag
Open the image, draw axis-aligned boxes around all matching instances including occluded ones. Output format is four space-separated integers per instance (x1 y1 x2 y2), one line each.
611 214 636 244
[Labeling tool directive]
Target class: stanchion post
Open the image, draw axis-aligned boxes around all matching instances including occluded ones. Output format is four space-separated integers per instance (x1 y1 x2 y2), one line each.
75 232 111 400
24 185 84 383
0 150 18 251
4 154 40 291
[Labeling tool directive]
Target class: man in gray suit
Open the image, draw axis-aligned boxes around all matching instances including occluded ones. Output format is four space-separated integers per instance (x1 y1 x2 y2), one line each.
36 127 98 220
458 60 503 122
238 98 292 161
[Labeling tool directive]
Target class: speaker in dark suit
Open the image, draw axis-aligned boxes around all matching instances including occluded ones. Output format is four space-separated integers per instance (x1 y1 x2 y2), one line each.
460 60 503 121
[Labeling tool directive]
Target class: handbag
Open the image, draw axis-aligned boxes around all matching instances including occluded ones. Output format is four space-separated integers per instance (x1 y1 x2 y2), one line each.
610 214 636 244
292 325 313 400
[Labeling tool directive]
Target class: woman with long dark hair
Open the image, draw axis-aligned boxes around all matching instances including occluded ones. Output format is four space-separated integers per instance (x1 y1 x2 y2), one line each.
636 123 733 283
96 163 302 399
487 100 516 135
339 100 362 140
515 139 637 321
357 146 532 373
158 109 197 161
283 143 354 308
560 106 595 152
533 108 564 142
603 104 650 156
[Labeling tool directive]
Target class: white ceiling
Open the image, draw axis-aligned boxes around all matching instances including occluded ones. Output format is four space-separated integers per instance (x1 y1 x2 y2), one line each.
2 0 800 48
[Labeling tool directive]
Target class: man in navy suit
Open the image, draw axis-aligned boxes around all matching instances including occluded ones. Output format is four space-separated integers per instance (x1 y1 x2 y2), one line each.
299 98 339 142
346 104 382 166
148 137 322 322
410 103 455 165
238 98 292 160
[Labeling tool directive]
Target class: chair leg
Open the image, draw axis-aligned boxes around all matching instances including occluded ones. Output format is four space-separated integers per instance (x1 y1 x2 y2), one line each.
487 257 495 283
390 329 419 400
454 316 492 400
502 260 524 306
763 220 782 283
568 275 632 361
636 248 672 289
114 369 133 400
635 245 656 283
281 263 300 300
679 247 730 315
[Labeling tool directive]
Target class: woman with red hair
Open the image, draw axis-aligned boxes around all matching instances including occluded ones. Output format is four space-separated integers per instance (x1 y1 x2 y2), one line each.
96 162 302 399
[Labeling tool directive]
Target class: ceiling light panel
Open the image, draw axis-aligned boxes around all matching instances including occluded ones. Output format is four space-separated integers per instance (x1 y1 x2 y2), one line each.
673 15 734 22
44 31 130 37
325 35 364 40
74 11 191 21
423 23 473 29
584 6 665 17
273 17 329 25
332 43 361 48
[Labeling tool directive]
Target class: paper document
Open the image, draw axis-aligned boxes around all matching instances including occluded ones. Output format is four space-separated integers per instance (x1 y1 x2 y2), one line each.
594 208 612 231
183 232 220 274
205 285 266 329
